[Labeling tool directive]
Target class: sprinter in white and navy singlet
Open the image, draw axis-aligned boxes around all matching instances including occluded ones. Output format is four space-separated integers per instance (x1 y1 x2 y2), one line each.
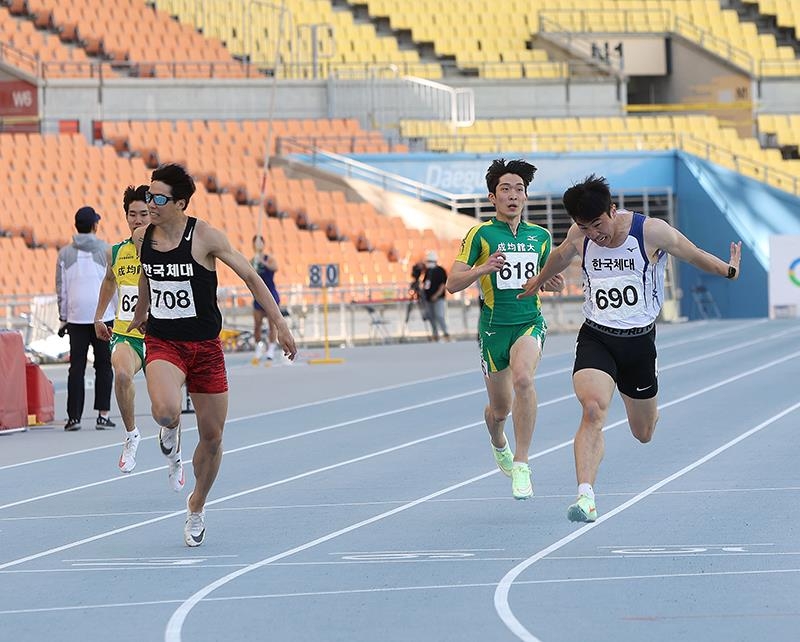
518 174 741 524
581 211 667 332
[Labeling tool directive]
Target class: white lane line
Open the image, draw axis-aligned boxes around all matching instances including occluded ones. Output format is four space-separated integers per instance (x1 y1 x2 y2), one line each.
162 350 800 642
1 318 774 472
656 318 768 349
3 567 798 617
1 345 797 574
4 485 799 522
0 388 494 512
4 323 796 512
0 419 494 572
0 369 478 471
8 549 800 578
493 399 800 642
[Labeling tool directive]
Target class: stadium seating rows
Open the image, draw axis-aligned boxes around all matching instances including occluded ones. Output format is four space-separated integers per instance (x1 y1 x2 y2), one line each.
401 113 800 194
0 126 460 296
2 1 798 79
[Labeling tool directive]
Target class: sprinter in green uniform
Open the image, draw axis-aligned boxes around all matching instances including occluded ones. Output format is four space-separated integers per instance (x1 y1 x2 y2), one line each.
447 159 563 500
94 185 150 473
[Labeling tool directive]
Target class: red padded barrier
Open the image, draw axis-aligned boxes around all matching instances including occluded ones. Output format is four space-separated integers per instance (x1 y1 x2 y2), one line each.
0 331 28 431
26 362 55 424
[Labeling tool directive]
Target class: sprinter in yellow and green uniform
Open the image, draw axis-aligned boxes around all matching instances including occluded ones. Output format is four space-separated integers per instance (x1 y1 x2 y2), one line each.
93 185 151 473
446 159 564 500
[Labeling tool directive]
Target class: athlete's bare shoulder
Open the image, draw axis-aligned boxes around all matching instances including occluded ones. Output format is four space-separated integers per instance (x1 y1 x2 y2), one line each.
131 224 148 255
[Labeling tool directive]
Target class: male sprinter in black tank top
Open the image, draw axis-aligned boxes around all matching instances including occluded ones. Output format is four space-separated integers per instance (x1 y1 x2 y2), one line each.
129 163 297 547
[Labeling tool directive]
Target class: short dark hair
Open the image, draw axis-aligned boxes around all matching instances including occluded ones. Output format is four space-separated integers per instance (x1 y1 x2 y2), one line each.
485 158 537 194
562 174 613 224
150 163 196 210
122 184 149 214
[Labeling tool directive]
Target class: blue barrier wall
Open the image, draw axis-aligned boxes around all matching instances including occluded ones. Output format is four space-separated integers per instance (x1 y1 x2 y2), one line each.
323 152 800 319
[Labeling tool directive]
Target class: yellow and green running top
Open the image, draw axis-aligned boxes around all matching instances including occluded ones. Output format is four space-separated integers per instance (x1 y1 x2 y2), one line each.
111 238 144 339
455 218 552 326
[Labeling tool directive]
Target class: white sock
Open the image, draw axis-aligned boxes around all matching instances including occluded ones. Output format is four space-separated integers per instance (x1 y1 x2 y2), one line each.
578 483 594 500
126 427 140 441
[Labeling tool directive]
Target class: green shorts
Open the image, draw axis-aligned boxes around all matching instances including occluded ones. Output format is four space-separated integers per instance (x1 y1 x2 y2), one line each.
478 317 547 374
110 333 146 371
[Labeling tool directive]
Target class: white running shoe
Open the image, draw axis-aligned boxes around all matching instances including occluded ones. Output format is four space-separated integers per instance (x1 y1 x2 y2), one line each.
118 431 140 473
168 458 185 492
159 426 185 491
255 340 266 360
158 425 181 461
184 494 206 547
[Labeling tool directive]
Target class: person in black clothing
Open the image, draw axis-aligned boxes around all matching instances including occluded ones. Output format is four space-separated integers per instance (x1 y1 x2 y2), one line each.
251 234 281 361
421 250 450 341
128 163 297 547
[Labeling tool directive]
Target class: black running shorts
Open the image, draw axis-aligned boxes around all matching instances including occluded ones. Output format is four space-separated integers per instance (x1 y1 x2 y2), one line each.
572 321 658 399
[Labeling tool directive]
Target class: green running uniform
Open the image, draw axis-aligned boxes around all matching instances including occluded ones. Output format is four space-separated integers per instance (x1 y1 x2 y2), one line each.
456 218 552 372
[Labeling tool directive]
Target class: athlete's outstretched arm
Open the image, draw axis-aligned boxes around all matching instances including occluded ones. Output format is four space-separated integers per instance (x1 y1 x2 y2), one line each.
94 247 116 340
207 227 297 360
646 218 741 279
518 224 582 298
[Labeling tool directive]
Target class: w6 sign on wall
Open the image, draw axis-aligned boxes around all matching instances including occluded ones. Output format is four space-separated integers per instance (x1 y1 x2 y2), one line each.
0 80 38 117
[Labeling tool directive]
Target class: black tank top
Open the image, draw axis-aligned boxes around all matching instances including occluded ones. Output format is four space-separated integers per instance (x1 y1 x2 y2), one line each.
140 217 222 341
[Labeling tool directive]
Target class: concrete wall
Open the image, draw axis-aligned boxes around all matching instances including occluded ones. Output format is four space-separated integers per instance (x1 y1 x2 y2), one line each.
38 76 624 138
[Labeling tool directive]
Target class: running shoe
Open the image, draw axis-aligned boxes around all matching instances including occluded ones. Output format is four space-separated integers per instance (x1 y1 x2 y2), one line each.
118 431 140 473
95 415 116 430
159 425 181 461
252 340 266 365
265 342 276 361
567 494 598 523
511 462 533 500
64 418 81 431
159 426 185 491
492 434 514 477
184 494 206 547
168 458 185 492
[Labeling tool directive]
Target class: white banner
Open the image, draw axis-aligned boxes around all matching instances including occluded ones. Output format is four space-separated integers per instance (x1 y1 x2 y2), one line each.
768 235 800 318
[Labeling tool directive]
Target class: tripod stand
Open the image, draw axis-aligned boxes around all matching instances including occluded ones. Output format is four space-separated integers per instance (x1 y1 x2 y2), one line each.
400 282 428 340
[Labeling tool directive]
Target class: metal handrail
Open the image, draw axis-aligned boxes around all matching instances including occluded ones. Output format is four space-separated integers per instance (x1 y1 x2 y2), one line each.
278 138 485 213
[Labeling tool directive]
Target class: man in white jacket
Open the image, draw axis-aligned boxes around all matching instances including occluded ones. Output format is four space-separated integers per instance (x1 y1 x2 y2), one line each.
56 206 116 431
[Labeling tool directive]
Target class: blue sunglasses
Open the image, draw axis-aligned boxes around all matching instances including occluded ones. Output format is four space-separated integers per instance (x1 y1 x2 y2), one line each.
145 192 176 206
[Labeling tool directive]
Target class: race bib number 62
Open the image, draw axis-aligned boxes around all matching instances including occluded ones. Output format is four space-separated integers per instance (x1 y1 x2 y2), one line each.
117 284 139 321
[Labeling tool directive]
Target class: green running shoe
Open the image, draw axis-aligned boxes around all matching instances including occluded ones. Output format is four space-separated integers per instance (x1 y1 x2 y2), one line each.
511 462 533 500
567 494 597 522
492 434 514 477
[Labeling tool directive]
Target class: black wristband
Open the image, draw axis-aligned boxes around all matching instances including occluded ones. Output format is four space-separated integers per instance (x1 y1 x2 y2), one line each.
726 265 737 279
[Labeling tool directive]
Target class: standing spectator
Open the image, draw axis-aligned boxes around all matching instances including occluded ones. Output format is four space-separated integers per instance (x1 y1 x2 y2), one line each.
93 185 150 472
421 250 450 341
251 234 281 361
56 206 116 431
